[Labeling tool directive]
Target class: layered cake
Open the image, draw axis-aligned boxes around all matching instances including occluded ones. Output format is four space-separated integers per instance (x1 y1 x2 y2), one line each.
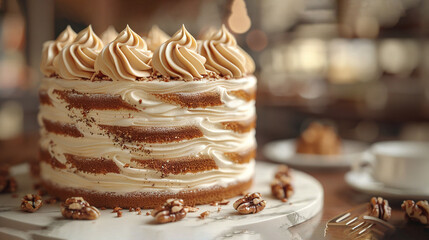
38 25 256 208
296 122 341 155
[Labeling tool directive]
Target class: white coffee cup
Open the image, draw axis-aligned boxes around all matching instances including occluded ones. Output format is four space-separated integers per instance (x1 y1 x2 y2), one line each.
366 141 429 189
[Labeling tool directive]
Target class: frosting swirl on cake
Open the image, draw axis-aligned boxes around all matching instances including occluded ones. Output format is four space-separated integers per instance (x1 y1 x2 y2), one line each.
198 25 254 77
40 26 77 77
146 25 170 52
100 25 118 45
95 25 152 81
152 25 207 80
199 26 217 40
53 25 104 80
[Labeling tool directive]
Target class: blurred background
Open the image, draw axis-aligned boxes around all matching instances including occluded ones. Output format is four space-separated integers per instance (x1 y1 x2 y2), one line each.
1 0 429 164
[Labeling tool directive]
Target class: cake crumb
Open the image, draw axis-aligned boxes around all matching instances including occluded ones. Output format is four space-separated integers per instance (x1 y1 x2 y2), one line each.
45 197 57 204
186 206 199 213
37 189 47 196
112 207 122 213
199 211 210 219
123 164 130 168
116 211 122 218
136 207 142 215
100 207 107 210
146 211 151 216
217 207 221 212
210 199 230 206
129 207 135 212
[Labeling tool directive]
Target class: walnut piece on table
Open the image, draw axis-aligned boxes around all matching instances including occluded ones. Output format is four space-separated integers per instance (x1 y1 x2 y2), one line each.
367 197 391 221
402 200 429 225
21 194 43 213
61 197 100 220
151 199 187 223
233 192 266 214
271 175 294 201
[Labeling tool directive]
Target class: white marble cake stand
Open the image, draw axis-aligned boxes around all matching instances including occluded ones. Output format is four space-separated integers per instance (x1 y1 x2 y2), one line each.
0 161 323 240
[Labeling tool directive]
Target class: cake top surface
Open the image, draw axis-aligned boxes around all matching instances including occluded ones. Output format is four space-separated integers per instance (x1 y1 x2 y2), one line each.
40 24 255 81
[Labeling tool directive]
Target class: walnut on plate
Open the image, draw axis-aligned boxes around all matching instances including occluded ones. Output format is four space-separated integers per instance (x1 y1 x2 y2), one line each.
367 197 391 221
274 164 291 179
151 199 187 223
21 194 43 213
271 175 294 201
61 197 100 220
402 200 429 225
0 176 17 193
0 166 17 193
233 192 266 214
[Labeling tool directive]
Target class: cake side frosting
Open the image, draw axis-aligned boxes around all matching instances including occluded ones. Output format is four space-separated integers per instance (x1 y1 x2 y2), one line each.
38 76 256 193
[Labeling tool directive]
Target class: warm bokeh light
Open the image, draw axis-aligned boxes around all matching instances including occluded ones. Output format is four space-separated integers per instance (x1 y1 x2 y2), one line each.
0 101 23 140
379 39 419 76
328 39 378 84
245 29 268 52
227 0 251 34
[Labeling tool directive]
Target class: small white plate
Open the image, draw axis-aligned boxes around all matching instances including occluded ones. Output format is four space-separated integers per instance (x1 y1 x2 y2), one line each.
345 168 429 199
263 139 368 168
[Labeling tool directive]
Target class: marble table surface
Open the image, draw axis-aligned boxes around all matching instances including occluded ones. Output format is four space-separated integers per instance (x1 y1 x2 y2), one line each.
0 161 323 240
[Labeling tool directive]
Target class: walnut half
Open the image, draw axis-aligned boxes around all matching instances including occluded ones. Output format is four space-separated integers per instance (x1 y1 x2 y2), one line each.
271 175 294 201
0 166 17 193
274 164 291 179
402 200 429 225
21 194 43 213
151 199 187 223
233 192 266 214
61 197 100 220
367 197 391 221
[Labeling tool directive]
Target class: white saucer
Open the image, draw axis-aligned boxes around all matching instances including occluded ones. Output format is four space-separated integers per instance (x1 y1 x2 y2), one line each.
263 139 368 169
345 168 429 199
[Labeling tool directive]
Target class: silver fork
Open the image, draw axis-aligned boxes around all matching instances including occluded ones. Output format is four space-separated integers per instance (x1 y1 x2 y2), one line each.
325 203 395 239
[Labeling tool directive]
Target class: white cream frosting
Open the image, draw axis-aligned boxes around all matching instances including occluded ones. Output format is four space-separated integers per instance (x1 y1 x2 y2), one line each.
38 76 256 193
40 160 254 193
